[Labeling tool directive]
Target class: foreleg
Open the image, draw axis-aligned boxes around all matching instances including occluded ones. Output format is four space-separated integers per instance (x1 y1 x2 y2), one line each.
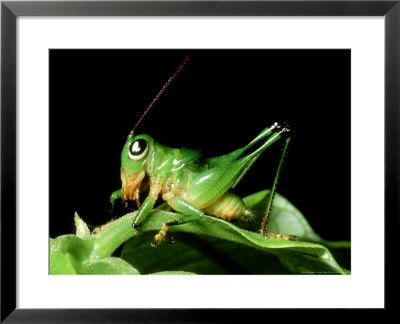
132 183 162 229
110 189 122 207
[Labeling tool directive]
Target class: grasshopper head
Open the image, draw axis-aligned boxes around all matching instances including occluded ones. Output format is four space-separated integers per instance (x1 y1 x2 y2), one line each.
120 132 154 201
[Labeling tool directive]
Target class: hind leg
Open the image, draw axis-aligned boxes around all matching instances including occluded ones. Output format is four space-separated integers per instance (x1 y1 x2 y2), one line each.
259 137 298 241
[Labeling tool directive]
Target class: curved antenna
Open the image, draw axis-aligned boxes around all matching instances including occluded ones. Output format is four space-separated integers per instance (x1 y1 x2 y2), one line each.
132 55 192 132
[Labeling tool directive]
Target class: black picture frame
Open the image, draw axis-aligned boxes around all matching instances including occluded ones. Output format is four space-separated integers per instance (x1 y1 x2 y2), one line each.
1 0 398 322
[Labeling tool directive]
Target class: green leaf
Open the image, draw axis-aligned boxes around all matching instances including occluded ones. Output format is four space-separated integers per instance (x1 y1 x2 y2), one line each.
50 235 140 275
50 216 141 275
122 218 347 274
243 190 351 270
243 190 324 241
121 232 290 274
50 234 93 274
82 257 140 275
243 190 350 248
119 189 350 274
121 232 233 274
50 190 350 275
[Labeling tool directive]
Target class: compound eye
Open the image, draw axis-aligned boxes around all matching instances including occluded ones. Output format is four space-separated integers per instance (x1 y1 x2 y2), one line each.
128 139 148 160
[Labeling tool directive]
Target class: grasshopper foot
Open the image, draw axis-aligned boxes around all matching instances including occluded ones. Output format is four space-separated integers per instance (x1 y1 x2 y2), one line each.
154 223 169 246
154 221 180 247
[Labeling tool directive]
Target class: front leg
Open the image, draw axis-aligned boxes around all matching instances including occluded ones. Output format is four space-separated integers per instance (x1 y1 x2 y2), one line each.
110 189 122 207
132 183 162 229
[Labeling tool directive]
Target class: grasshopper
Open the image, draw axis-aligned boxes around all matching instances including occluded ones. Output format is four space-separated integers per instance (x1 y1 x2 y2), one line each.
110 55 294 245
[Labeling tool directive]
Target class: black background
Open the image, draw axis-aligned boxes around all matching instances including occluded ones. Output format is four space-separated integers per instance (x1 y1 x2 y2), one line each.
50 49 350 241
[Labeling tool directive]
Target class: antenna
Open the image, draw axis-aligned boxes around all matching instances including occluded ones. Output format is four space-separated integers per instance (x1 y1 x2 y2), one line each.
132 55 192 132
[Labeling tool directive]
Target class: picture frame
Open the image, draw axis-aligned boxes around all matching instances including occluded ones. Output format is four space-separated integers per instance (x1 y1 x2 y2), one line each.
1 0 398 321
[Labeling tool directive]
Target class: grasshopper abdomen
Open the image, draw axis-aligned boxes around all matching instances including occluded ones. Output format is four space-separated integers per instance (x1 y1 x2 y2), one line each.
203 190 254 221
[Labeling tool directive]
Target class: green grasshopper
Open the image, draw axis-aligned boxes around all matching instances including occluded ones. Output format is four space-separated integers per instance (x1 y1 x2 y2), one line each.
110 55 294 245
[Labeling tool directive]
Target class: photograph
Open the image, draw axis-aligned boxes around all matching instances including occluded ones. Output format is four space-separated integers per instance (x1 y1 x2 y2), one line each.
49 49 351 275
1 0 395 319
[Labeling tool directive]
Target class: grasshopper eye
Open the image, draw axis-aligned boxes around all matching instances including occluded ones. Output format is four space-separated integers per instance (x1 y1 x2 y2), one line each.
128 139 148 160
